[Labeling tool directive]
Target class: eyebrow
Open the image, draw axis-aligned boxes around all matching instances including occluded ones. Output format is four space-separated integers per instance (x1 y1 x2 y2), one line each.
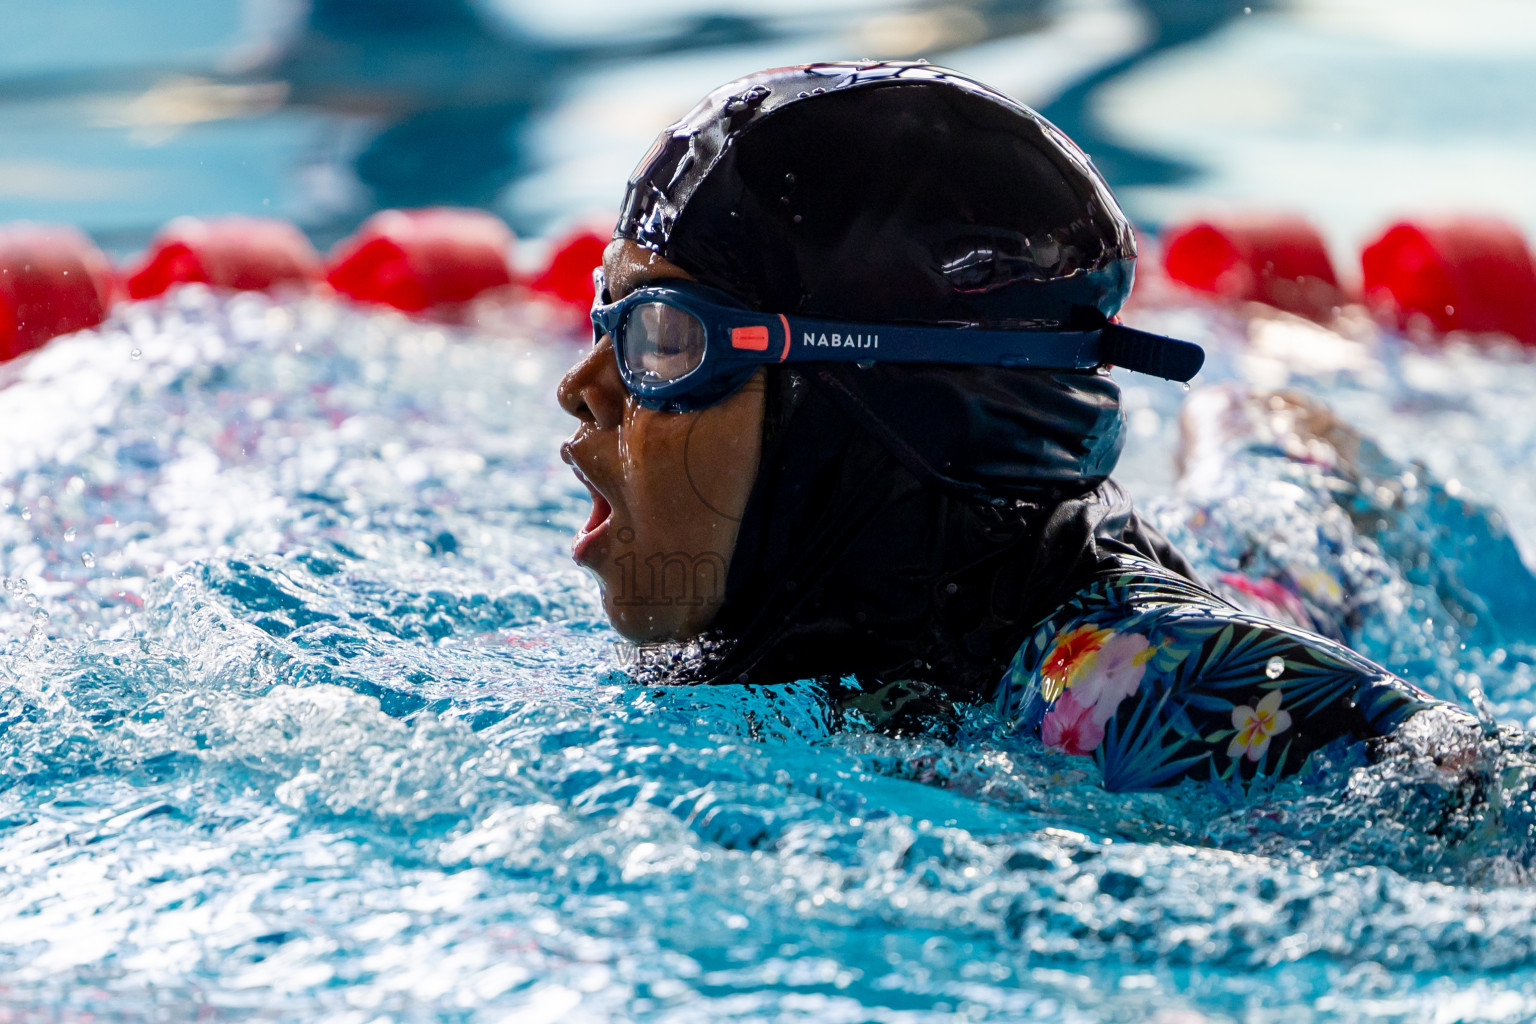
606 267 639 303
605 250 694 304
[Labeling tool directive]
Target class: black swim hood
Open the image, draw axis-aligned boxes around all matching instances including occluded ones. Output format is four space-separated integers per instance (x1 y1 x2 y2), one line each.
616 60 1134 498
613 63 1189 695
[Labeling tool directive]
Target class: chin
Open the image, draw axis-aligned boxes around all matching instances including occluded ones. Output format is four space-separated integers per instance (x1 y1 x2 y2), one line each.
598 577 718 643
604 598 680 644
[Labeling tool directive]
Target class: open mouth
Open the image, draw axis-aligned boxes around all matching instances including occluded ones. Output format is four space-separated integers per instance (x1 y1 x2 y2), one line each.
572 476 614 563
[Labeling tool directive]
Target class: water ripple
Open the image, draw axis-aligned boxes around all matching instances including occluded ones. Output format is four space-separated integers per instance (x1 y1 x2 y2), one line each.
1 289 1534 1020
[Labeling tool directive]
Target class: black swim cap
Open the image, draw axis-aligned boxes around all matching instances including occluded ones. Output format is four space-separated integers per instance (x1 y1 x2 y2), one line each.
615 61 1136 499
617 60 1136 329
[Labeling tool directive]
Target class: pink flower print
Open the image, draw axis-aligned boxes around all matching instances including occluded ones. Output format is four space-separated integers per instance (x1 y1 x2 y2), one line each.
1067 632 1152 726
1040 690 1105 756
1227 690 1293 762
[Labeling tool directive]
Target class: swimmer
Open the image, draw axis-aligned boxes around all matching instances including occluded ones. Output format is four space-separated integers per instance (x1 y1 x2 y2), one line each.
557 62 1480 791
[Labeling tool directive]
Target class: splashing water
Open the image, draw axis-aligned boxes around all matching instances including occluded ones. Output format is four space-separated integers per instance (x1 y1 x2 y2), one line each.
2 287 1536 1021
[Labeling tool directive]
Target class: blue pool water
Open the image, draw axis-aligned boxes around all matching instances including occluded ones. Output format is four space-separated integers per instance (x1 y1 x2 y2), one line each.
2 288 1536 1021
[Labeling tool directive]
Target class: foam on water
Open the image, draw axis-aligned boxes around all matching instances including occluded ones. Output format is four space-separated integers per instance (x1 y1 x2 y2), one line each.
3 288 1536 1022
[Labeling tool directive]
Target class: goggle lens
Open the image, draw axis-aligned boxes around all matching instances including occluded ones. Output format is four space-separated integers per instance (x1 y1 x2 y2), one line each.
624 301 707 383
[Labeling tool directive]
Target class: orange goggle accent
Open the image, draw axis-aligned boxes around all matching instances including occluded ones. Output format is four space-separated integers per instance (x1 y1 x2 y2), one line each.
730 325 770 351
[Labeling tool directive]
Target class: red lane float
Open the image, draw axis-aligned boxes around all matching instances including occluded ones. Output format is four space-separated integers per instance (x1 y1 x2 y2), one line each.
326 208 515 313
0 224 115 361
1361 218 1536 345
9 204 1522 370
525 227 607 316
1161 215 1343 319
125 216 322 300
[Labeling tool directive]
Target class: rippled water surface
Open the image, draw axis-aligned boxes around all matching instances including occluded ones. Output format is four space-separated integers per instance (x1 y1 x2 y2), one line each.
4 289 1536 1022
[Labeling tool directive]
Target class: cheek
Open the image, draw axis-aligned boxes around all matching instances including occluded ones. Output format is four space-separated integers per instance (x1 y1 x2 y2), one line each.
618 411 702 523
593 387 762 642
610 409 747 588
681 414 760 518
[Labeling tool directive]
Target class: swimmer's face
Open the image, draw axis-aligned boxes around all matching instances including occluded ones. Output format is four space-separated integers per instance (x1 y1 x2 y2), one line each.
557 239 765 642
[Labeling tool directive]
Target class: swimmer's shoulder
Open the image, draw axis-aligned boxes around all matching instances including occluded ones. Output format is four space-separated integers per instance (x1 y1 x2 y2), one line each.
993 553 1452 789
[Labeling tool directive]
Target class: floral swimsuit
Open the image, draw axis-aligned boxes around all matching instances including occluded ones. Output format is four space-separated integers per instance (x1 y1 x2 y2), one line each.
991 556 1445 791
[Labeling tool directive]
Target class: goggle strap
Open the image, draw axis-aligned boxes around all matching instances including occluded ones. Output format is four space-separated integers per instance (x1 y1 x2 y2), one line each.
781 317 1095 370
1099 323 1206 383
778 318 1204 383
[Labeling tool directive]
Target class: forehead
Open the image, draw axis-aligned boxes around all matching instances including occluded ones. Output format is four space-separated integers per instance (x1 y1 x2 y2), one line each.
602 239 694 300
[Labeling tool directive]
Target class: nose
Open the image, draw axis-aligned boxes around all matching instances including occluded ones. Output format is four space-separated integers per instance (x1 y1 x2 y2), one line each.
557 336 627 430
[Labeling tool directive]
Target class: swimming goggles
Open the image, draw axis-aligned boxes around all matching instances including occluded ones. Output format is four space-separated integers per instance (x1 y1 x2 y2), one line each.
590 273 1205 413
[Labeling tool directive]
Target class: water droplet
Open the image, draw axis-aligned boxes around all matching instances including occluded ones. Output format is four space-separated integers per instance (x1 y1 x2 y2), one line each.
63 527 76 542
19 506 31 520
1266 656 1285 679
130 348 142 360
81 552 96 568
